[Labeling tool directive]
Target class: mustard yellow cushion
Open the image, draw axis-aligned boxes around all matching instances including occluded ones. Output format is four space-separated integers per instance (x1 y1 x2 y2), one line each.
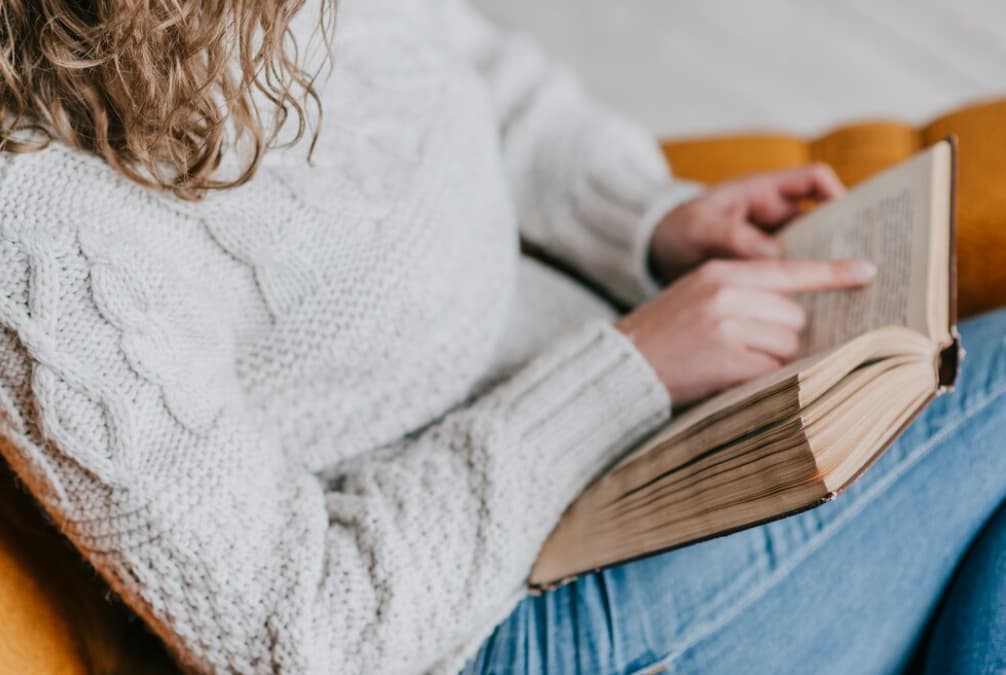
662 97 1006 318
0 447 178 674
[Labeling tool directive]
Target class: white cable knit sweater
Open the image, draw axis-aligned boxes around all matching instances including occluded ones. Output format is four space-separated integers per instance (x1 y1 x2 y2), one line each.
0 1 698 672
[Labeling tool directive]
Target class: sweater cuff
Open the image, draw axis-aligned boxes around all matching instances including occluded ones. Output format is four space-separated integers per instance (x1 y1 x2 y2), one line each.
502 320 671 513
629 179 705 301
567 111 704 306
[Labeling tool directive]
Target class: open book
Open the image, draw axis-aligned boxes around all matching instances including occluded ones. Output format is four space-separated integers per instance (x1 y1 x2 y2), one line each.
530 139 960 590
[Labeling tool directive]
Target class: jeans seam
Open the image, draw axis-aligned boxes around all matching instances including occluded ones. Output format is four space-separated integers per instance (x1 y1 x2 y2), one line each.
652 378 1006 670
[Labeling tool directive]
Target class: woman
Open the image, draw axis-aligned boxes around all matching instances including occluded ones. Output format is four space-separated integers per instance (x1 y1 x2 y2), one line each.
0 1 1003 673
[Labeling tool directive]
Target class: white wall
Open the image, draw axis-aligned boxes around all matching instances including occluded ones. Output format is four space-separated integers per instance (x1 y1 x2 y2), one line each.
473 0 1006 138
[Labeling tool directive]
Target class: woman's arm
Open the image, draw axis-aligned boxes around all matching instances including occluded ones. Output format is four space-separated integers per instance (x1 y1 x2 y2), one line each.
434 0 701 306
0 238 669 672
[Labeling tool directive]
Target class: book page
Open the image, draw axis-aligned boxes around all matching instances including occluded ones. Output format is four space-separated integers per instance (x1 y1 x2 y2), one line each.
614 145 950 476
779 147 941 356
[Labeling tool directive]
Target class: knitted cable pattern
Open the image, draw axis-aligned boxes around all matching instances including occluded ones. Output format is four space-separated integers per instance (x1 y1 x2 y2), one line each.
0 1 692 671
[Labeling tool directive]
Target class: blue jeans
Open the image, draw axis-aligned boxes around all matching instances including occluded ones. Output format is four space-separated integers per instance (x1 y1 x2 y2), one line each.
463 309 1006 675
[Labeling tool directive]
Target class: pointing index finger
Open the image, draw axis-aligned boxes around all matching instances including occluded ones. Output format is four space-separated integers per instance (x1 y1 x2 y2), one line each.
717 259 877 293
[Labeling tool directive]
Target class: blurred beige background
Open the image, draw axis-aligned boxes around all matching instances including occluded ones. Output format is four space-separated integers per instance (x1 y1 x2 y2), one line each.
473 0 1006 138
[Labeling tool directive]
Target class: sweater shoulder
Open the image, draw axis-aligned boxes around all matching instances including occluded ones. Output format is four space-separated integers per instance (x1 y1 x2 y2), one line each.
0 146 237 445
0 143 175 243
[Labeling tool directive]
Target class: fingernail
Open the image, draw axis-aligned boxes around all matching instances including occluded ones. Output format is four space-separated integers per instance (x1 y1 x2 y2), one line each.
851 260 877 280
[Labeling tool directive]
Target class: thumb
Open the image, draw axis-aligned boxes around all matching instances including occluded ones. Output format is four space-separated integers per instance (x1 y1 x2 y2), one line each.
714 220 783 260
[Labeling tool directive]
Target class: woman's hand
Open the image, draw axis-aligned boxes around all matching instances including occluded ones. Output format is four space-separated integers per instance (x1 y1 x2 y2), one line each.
648 164 846 284
617 258 876 406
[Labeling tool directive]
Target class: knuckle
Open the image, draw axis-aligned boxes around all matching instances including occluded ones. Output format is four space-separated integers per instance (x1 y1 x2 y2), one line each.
699 259 729 283
812 162 833 176
708 284 736 311
711 316 736 341
724 226 749 251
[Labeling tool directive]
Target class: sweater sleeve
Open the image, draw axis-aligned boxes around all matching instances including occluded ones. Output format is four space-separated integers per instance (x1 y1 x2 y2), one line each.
435 0 703 305
0 240 670 672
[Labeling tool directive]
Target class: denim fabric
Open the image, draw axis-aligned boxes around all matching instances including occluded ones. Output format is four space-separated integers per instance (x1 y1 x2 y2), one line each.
463 308 1006 675
923 497 1006 674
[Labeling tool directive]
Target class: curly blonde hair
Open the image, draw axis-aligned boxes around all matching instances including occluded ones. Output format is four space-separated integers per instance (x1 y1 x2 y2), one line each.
0 0 336 200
